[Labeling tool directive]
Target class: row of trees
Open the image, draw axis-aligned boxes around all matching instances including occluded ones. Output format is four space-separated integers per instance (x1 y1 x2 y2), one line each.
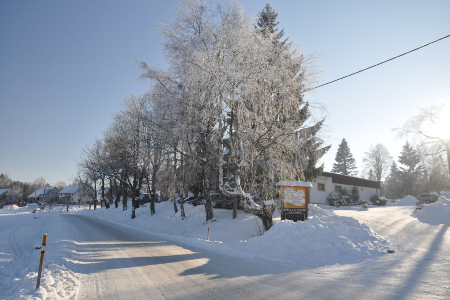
77 2 330 230
330 124 449 199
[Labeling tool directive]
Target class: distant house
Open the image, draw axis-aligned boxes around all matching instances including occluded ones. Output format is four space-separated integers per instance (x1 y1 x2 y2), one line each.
27 186 60 204
310 172 381 205
0 189 10 208
59 184 89 204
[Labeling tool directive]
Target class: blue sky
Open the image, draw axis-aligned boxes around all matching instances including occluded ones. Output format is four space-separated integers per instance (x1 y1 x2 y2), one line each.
1 0 449 185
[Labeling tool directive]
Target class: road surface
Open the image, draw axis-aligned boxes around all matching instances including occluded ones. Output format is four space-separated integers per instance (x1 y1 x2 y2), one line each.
62 206 450 299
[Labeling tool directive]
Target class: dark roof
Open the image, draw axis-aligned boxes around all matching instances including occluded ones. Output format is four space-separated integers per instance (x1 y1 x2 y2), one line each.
321 172 380 189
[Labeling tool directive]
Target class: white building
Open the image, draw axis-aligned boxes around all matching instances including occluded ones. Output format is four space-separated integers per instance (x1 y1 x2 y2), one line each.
59 184 89 204
310 172 380 205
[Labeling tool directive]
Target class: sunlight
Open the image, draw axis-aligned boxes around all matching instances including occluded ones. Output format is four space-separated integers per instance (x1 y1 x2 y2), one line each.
425 105 450 139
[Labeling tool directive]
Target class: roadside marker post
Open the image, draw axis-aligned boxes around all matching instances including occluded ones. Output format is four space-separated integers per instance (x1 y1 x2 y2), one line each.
36 234 47 289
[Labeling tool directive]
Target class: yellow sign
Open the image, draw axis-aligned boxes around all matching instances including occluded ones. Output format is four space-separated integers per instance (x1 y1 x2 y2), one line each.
283 186 306 209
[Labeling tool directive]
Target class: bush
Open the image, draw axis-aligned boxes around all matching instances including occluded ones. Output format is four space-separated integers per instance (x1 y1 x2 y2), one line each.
327 192 358 207
370 194 387 206
351 186 360 202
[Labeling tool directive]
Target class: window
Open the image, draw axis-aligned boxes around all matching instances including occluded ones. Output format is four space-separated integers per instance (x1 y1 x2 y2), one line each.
318 183 325 191
335 185 342 193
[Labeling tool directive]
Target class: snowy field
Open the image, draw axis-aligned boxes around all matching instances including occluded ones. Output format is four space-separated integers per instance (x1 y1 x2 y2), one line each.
1 196 449 299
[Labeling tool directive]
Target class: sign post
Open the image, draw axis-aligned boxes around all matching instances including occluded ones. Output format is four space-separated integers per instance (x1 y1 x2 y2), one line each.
36 234 47 289
276 181 312 222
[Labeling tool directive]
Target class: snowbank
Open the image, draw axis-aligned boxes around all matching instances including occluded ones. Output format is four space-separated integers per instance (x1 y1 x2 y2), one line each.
394 195 418 206
0 205 82 299
241 205 388 265
413 196 450 225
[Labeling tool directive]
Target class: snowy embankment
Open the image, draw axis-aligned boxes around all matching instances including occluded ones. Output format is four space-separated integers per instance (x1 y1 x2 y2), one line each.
0 204 81 299
413 196 450 225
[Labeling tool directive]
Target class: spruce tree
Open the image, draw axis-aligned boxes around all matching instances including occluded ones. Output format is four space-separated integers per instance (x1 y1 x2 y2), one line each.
256 3 287 45
385 161 403 199
331 138 358 176
255 4 330 183
398 141 425 174
397 141 425 195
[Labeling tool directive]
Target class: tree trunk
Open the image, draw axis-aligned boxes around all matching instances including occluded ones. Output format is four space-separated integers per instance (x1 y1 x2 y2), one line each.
109 177 114 207
222 176 276 232
93 180 97 210
150 172 156 215
114 178 120 208
179 147 186 220
203 165 214 222
121 173 127 211
102 176 109 209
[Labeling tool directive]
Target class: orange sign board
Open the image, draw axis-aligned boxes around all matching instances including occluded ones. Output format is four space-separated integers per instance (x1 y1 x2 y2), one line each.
283 186 307 209
277 181 311 222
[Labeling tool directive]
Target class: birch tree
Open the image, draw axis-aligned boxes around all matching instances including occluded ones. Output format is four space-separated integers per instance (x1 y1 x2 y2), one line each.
141 0 327 230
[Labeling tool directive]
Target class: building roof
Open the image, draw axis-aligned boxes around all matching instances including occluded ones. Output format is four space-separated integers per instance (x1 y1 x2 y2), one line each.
0 189 10 196
321 172 380 189
59 184 83 194
276 181 313 188
27 186 58 198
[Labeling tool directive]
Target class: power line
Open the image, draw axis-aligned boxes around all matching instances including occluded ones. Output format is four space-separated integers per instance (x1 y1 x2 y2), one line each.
307 34 450 91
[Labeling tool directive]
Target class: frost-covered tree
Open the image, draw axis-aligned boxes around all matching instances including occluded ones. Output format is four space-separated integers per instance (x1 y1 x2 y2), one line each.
55 181 67 192
331 138 358 176
362 144 392 181
0 173 12 189
141 0 326 230
396 104 450 175
421 144 449 193
31 176 47 191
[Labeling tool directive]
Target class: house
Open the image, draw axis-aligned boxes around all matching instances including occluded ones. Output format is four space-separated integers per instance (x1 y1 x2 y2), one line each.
59 184 89 204
0 189 9 208
27 186 60 204
310 172 381 205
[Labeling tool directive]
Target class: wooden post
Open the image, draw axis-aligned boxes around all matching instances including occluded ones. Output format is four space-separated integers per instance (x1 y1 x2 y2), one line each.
36 234 47 289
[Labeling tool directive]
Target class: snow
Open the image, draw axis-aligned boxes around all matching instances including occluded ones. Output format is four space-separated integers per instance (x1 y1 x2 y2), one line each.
276 181 313 187
413 196 450 225
58 184 83 194
27 187 57 198
393 195 418 206
1 196 450 299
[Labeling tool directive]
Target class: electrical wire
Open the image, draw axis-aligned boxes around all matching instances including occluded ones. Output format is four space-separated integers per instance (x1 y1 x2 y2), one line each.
306 34 450 91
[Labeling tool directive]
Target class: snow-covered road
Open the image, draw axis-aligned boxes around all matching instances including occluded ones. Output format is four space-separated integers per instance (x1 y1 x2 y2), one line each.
336 206 450 299
64 214 295 300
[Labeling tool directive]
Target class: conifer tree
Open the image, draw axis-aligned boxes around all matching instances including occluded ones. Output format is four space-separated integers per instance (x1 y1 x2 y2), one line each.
397 141 425 195
331 138 358 176
385 161 402 199
256 3 287 45
398 141 425 174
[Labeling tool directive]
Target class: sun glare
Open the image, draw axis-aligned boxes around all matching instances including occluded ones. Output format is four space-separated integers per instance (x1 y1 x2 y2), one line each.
427 105 450 139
